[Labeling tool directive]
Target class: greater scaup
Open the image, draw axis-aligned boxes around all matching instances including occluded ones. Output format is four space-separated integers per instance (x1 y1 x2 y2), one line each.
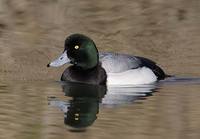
47 34 168 85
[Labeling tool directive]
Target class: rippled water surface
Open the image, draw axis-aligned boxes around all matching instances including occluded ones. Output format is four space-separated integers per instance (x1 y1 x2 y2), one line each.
0 78 200 139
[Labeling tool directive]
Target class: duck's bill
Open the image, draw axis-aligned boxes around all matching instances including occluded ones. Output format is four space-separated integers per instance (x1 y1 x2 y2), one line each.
47 51 70 67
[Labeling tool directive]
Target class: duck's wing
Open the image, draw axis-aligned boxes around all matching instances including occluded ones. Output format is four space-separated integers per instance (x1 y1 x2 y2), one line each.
99 52 167 80
99 52 141 73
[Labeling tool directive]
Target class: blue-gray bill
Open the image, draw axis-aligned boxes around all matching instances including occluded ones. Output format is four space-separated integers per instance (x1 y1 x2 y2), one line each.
47 51 70 67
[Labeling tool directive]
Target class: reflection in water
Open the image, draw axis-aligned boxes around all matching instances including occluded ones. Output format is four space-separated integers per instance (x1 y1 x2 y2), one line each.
48 82 106 131
103 84 157 107
48 82 157 130
1 77 200 138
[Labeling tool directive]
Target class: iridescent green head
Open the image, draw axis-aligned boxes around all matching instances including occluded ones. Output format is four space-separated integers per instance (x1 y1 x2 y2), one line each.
64 34 99 70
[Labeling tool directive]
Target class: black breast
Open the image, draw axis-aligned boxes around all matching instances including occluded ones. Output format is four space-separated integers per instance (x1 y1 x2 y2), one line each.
61 64 107 85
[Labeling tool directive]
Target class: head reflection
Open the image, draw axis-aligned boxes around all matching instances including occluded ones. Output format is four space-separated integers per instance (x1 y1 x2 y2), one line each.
64 97 99 130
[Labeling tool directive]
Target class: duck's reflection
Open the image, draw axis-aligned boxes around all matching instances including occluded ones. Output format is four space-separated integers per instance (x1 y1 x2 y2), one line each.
48 82 106 131
48 83 157 130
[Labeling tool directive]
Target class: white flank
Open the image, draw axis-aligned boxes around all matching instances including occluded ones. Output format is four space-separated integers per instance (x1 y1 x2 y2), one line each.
107 67 157 85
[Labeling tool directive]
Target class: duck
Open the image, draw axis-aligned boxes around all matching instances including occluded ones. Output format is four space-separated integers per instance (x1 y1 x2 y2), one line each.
47 33 169 85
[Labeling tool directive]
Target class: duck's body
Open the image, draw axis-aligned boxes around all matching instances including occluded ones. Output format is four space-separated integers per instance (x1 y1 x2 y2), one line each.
99 52 165 79
99 52 165 85
47 34 168 85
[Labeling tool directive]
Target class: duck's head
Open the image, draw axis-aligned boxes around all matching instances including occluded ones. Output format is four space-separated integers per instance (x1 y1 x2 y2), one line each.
47 34 99 70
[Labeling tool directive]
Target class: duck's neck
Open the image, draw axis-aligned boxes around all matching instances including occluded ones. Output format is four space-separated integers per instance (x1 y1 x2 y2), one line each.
73 63 100 72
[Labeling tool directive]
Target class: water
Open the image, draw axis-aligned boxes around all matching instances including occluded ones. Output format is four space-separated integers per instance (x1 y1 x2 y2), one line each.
0 78 200 139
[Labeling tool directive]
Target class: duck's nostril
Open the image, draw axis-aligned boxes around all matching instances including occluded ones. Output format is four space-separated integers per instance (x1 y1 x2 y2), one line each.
47 63 50 67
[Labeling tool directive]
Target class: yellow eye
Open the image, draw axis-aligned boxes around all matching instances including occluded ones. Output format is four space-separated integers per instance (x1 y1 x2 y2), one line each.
74 45 79 49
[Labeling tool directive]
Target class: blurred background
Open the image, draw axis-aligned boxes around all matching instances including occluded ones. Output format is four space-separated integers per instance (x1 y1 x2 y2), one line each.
0 0 199 81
